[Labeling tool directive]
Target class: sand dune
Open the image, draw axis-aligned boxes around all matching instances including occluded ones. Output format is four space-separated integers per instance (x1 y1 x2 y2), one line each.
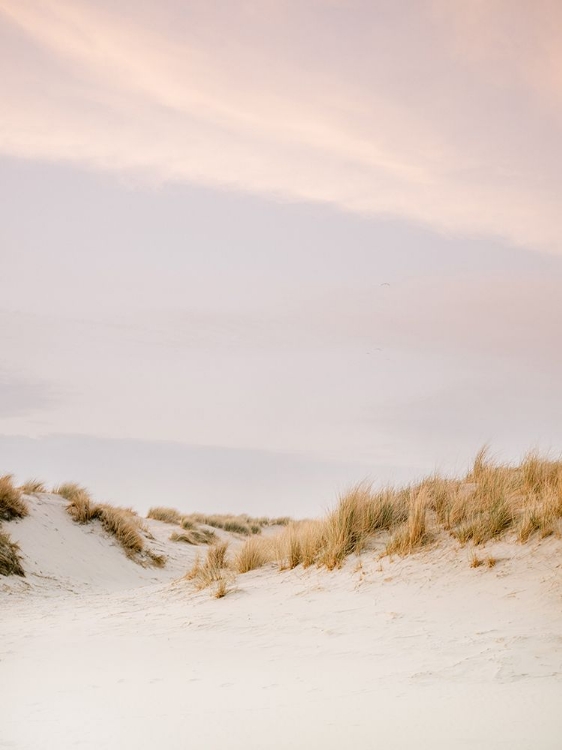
1 492 561 749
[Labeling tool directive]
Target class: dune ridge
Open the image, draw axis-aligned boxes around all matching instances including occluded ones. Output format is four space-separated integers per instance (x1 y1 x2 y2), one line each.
1 452 561 749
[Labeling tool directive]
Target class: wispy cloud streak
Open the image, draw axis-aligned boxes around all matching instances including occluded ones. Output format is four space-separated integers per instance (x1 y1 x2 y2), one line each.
0 0 561 249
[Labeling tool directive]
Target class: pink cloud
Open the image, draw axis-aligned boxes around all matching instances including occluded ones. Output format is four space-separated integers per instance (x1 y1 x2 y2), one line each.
0 0 561 250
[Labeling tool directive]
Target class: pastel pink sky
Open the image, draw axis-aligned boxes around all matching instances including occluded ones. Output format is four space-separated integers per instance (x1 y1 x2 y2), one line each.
2 0 562 249
0 1 561 514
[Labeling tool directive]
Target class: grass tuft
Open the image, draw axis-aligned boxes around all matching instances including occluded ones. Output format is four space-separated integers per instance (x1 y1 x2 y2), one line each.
385 489 429 556
170 528 217 545
92 504 145 557
54 482 95 523
146 550 167 568
147 507 183 524
0 475 29 521
185 541 230 593
275 520 324 569
234 536 274 573
0 528 25 576
182 513 289 537
19 479 46 495
55 482 163 566
470 553 483 568
213 578 230 598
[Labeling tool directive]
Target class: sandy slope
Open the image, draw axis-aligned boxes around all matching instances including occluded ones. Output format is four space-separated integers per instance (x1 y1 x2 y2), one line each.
1 494 561 749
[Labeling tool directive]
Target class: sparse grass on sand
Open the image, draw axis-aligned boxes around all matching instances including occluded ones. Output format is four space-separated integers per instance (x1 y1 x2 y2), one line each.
234 536 275 573
227 447 562 577
147 507 224 545
470 553 498 569
54 483 165 566
0 528 25 576
53 483 95 523
19 479 46 495
149 506 289 543
147 506 183 524
182 512 290 537
0 475 29 521
185 541 232 596
170 529 217 545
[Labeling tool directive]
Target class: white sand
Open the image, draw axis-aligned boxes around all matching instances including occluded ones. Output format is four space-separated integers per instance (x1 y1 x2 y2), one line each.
1 494 561 749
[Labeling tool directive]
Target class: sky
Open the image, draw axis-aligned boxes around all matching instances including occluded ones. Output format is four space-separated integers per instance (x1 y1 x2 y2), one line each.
1 0 561 516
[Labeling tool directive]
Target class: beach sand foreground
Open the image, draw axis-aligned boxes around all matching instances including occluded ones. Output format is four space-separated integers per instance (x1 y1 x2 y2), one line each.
1 493 561 749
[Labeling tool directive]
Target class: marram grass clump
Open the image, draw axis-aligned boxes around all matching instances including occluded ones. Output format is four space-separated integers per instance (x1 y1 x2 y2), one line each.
170 528 217 545
147 506 183 524
0 475 29 521
185 541 232 597
229 448 562 578
54 482 164 566
0 528 25 576
182 512 289 536
19 479 46 495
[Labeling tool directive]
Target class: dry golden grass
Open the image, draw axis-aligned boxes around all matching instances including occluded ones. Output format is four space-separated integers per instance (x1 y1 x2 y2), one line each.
385 489 430 556
213 578 230 598
318 485 370 570
185 541 231 593
0 475 29 521
260 448 562 571
54 482 95 523
170 528 216 545
182 513 290 537
470 553 483 568
274 520 325 569
186 514 254 535
146 550 167 568
470 553 497 569
19 479 46 495
147 507 219 544
420 448 562 548
147 506 183 524
0 528 25 576
234 536 275 573
93 504 145 557
54 482 164 566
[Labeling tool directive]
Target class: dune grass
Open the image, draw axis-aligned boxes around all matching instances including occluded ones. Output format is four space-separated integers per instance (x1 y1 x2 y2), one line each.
19 479 46 495
385 489 429 556
170 528 217 545
185 541 231 596
147 507 282 543
213 577 230 598
470 553 498 569
230 448 562 578
234 536 275 573
53 482 95 523
147 506 183 524
275 520 325 569
93 504 145 557
148 507 278 536
182 513 290 537
0 475 29 521
54 483 164 565
147 507 222 545
0 528 25 576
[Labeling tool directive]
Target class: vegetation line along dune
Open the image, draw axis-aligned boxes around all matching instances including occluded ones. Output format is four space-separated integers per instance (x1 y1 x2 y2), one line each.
181 448 562 596
148 506 290 537
53 482 166 567
0 475 28 576
0 475 30 522
2 447 561 588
